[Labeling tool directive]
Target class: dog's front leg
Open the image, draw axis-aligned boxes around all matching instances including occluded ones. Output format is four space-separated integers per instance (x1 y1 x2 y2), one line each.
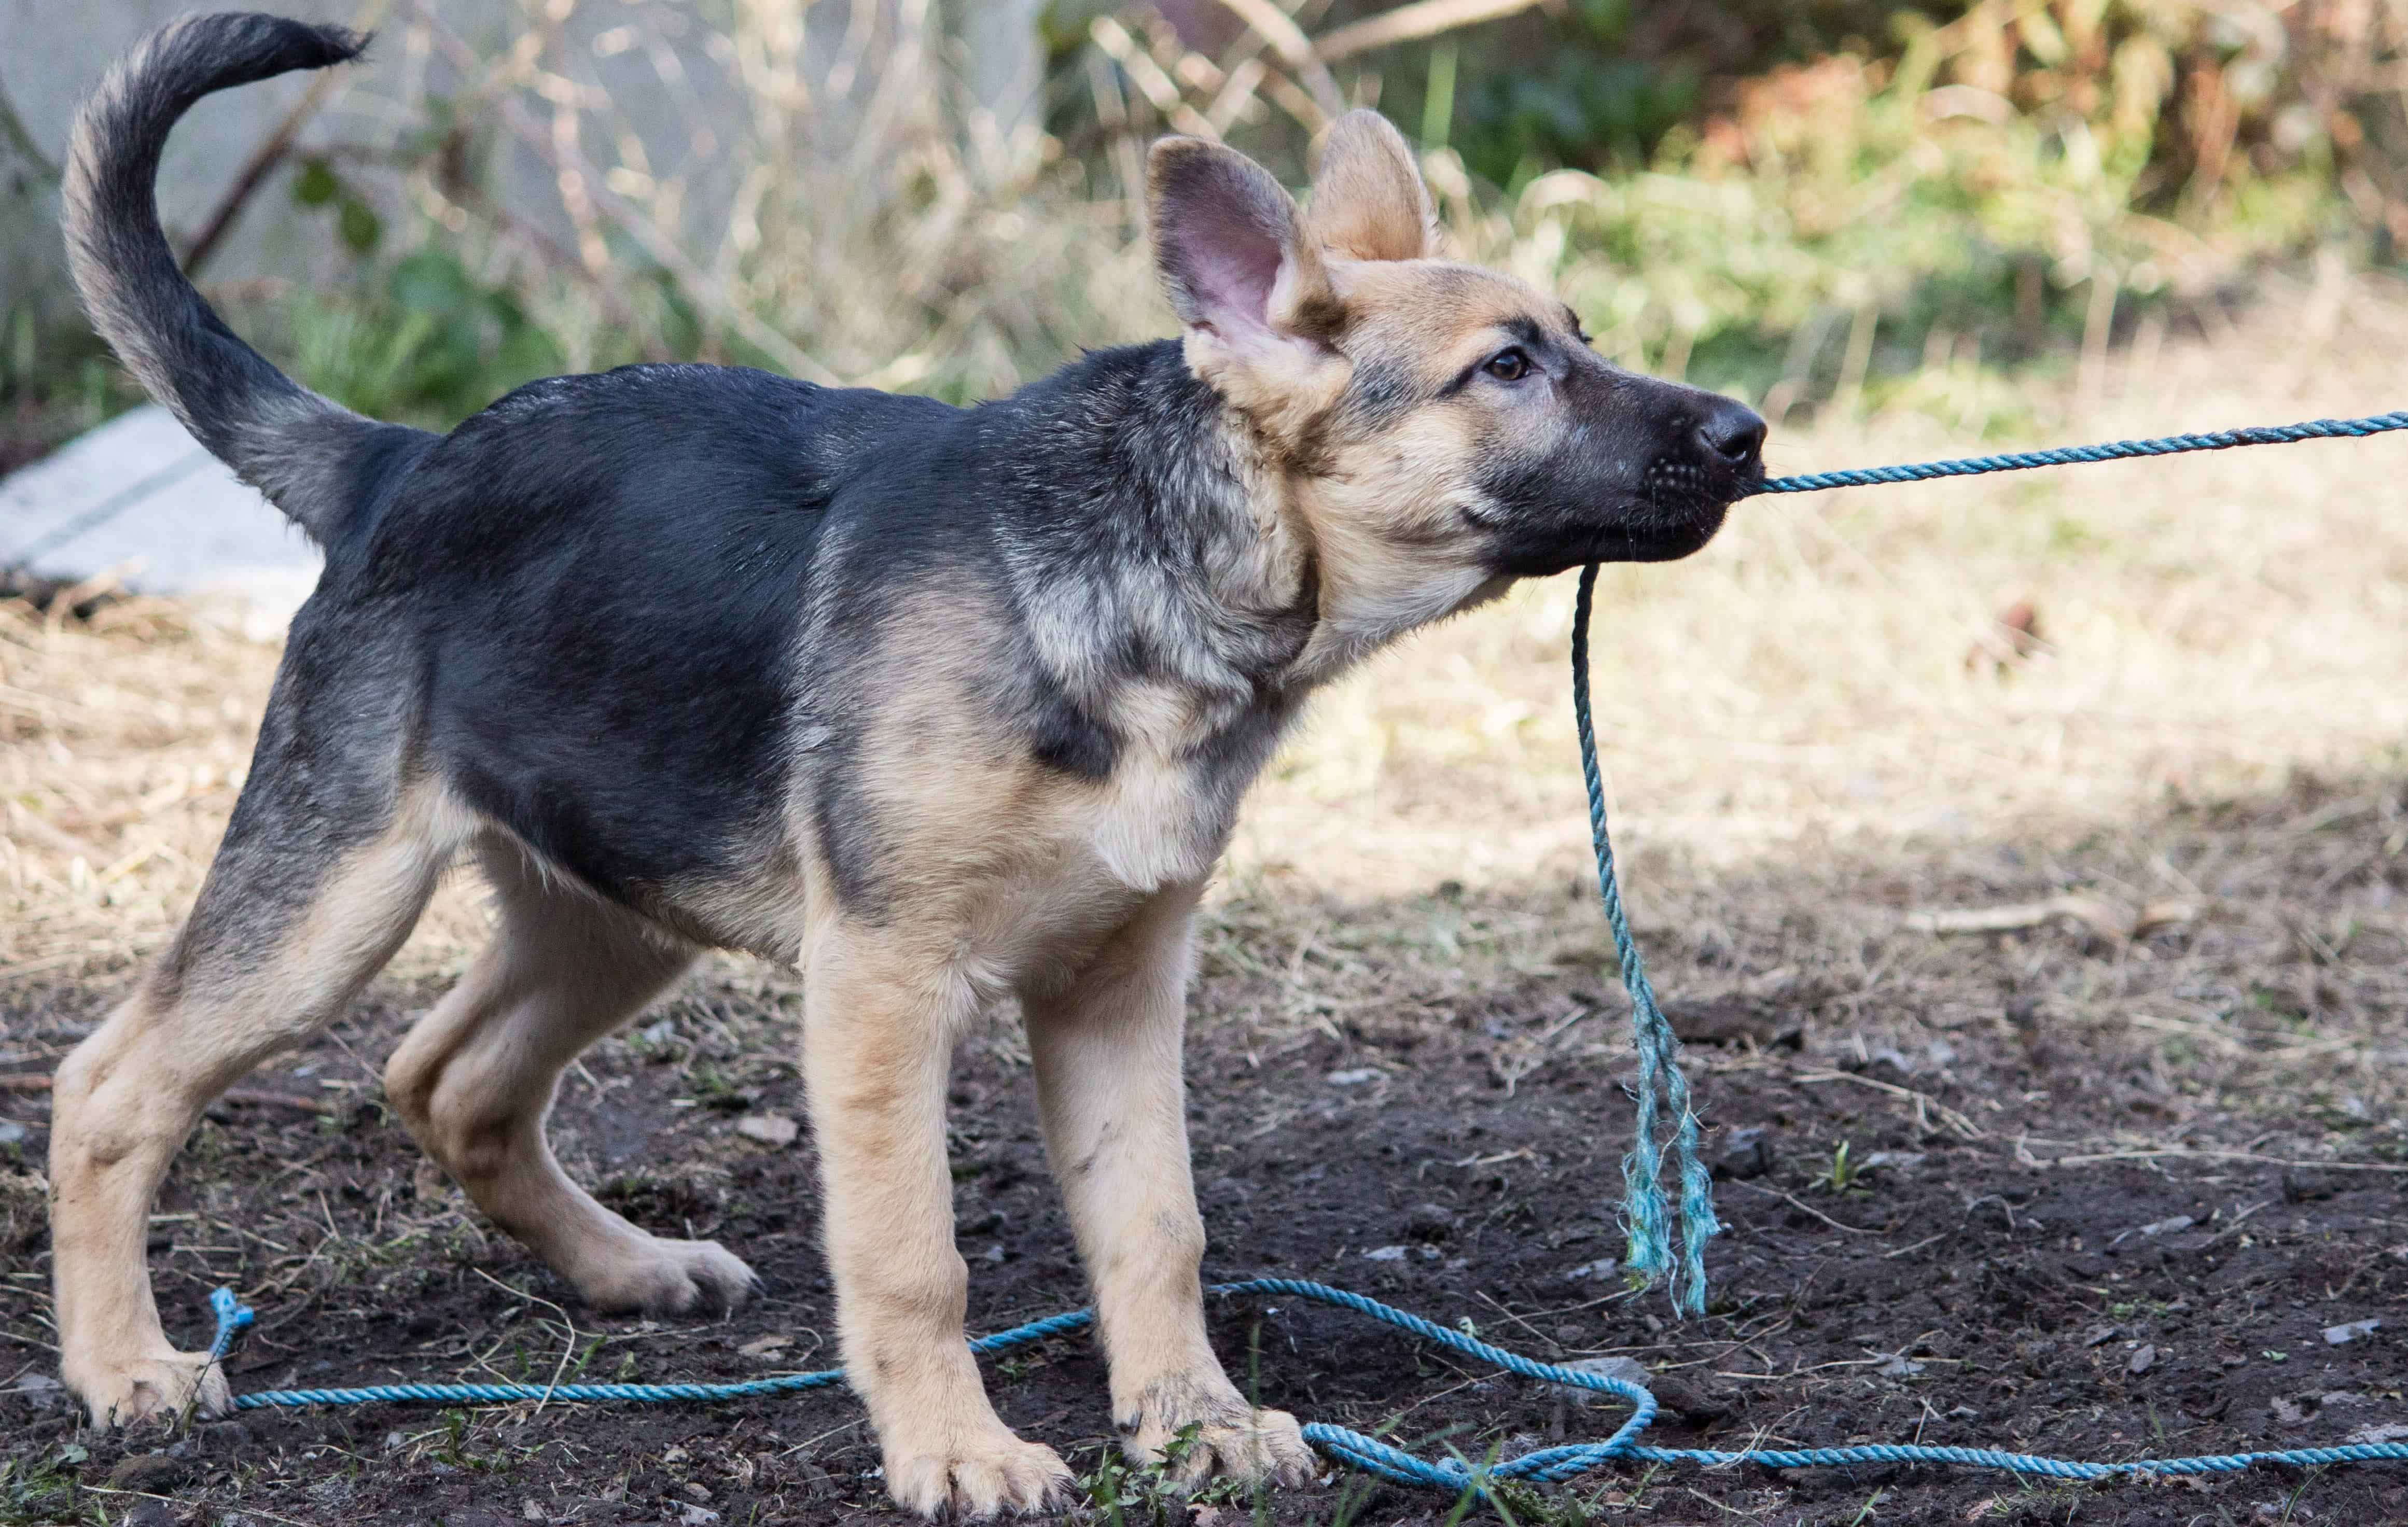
802 919 1070 1519
1025 885 1315 1491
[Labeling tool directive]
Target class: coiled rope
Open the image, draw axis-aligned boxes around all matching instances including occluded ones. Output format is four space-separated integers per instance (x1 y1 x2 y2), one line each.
203 1279 2408 1497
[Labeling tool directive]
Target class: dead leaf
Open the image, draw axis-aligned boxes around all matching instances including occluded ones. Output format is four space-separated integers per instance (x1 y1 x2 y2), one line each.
1966 598 2044 674
1905 895 2196 942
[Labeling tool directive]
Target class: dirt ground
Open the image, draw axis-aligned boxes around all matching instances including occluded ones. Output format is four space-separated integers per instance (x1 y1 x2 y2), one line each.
5 764 2406 1527
7 279 2408 1524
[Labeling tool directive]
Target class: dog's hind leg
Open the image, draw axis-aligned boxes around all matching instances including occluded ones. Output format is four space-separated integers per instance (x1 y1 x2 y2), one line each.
49 766 462 1428
384 847 755 1315
1024 884 1313 1489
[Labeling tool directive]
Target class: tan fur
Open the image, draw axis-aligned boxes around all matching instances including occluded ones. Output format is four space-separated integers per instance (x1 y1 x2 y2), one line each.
384 849 755 1315
1024 882 1312 1482
50 782 471 1425
1305 112 1440 262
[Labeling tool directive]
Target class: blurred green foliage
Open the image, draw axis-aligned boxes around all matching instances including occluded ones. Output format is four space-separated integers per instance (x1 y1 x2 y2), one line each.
273 160 563 425
1342 0 2406 412
12 1 2405 456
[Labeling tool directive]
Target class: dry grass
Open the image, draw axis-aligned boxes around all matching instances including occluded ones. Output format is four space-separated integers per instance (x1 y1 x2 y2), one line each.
4 274 2405 1051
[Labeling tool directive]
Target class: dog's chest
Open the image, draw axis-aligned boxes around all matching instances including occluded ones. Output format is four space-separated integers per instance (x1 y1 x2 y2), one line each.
1081 678 1294 893
1082 739 1227 895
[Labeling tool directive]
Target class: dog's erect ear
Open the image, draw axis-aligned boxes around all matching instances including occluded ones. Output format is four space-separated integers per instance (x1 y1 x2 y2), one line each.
1149 136 1336 350
1305 110 1439 263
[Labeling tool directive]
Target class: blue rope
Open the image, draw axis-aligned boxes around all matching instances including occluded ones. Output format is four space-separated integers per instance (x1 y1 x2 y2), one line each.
1746 410 2408 496
1578 406 2408 1314
200 1279 2408 1496
183 409 2408 1501
1571 566 1716 1314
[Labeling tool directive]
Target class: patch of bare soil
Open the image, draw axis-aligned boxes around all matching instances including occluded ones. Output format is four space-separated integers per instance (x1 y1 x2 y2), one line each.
4 769 2405 1527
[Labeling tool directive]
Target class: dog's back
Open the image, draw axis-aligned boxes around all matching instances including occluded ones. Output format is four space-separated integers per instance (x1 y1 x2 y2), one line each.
351 363 956 932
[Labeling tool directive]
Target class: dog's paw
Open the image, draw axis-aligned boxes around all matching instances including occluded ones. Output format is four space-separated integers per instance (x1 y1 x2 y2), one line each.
65 1350 230 1428
576 1236 759 1317
885 1428 1071 1519
1123 1386 1316 1491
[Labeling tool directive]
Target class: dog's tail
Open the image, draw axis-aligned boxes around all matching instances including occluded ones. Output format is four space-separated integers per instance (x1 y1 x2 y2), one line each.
64 13 424 543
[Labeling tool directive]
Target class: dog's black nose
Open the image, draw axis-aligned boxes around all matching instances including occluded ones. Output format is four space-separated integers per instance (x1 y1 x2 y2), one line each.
1695 398 1766 467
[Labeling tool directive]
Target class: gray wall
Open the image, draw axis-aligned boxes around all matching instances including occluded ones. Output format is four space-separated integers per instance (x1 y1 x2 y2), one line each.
0 0 1046 349
2 0 368 337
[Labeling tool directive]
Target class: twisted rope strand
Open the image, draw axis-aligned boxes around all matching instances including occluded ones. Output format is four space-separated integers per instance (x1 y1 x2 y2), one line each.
1588 407 2408 1312
1572 567 1718 1314
1746 411 2408 496
201 1280 2408 1494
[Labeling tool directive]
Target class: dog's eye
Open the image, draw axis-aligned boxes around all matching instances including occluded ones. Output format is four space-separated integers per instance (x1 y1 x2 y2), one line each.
1483 347 1531 382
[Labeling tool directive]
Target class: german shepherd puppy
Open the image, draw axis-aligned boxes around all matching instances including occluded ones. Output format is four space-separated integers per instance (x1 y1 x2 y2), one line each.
50 13 1764 1516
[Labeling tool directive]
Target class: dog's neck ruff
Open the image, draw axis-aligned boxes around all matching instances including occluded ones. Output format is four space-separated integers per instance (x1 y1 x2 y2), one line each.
990 341 1324 717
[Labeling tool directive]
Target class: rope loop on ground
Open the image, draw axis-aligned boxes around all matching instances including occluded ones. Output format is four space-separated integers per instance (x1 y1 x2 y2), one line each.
199 1278 2408 1497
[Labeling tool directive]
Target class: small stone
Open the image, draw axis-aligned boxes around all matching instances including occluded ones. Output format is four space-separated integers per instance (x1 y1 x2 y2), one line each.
684 1480 713 1502
10 1371 68 1412
1326 1068 1381 1086
1547 1355 1651 1407
1865 1046 1915 1077
2126 1343 2157 1376
107 1453 192 1493
384 1431 407 1452
1563 1257 1620 1282
2345 1423 2408 1446
1404 1202 1457 1241
1361 1244 1407 1263
2322 1319 2381 1346
734 1113 799 1147
678 1508 721 1527
1712 1127 1773 1181
2282 1170 2342 1203
1876 1353 1926 1379
523 1499 546 1522
1861 1151 1926 1175
0 1120 27 1146
737 1334 792 1358
2271 1397 2311 1426
2111 1214 2196 1248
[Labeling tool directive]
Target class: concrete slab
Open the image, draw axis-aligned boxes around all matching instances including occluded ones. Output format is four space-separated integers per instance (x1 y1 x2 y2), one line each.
0 404 321 635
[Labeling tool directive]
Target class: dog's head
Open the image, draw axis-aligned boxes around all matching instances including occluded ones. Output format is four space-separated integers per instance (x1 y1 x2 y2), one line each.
1150 114 1762 655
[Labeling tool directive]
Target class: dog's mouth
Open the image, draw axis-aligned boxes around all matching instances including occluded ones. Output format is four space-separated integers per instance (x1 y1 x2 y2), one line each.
1464 430 1763 577
1582 500 1730 562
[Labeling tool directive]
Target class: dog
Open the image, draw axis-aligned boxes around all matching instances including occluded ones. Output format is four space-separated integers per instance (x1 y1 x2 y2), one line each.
48 12 1764 1517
